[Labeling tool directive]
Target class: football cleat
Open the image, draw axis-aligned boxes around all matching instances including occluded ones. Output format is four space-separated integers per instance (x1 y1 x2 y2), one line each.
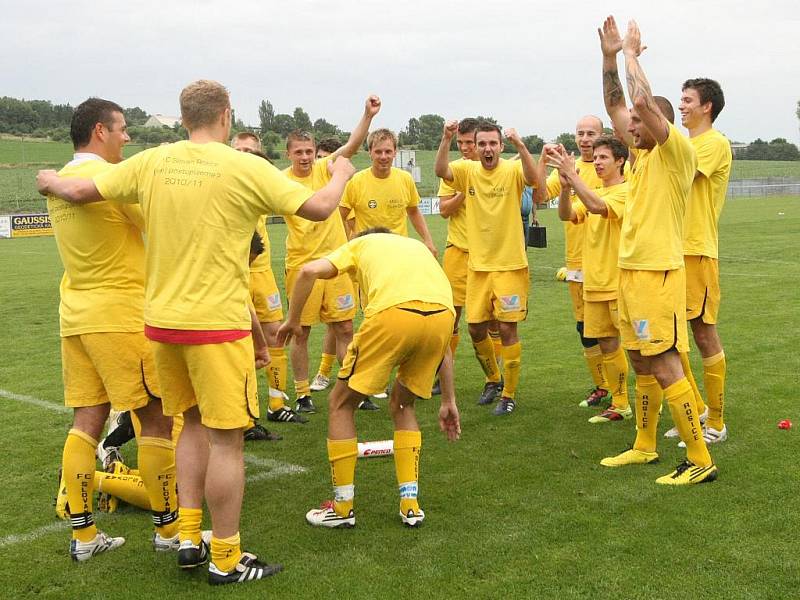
55 468 69 520
295 395 316 413
478 381 503 406
70 531 125 562
267 406 308 424
243 423 283 441
97 444 124 472
665 406 708 438
579 387 611 408
358 398 380 411
678 424 728 448
600 448 659 468
655 460 718 485
372 388 389 400
208 551 283 586
400 508 425 527
492 397 516 416
305 501 355 528
97 461 130 513
589 405 633 424
310 374 331 392
153 532 181 552
177 530 212 569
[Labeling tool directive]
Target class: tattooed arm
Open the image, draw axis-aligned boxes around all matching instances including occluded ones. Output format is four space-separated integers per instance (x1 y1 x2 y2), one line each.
599 16 634 147
623 20 670 145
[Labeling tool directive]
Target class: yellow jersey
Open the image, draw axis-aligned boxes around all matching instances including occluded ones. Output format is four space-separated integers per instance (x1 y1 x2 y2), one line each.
437 158 469 251
683 128 732 258
619 124 697 271
94 140 313 330
572 182 628 300
340 167 420 236
48 154 146 336
326 233 454 319
282 158 348 268
447 159 527 271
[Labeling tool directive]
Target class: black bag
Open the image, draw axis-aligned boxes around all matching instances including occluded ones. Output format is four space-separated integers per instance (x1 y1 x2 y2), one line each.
526 224 547 248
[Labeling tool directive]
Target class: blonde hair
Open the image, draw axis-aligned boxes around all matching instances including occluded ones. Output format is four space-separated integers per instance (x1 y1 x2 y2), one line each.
230 131 261 150
367 128 397 150
179 80 230 131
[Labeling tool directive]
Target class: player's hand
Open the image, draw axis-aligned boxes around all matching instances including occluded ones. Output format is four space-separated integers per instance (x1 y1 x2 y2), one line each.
425 241 439 258
329 156 356 180
254 346 271 369
623 20 647 57
365 95 381 118
505 128 523 148
438 401 461 441
541 143 560 157
443 120 458 139
276 320 301 346
598 15 623 57
36 169 57 196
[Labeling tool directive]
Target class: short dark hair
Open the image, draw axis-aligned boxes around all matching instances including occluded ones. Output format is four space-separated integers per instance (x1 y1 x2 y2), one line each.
682 78 725 122
317 137 343 154
458 118 479 135
593 135 629 175
250 232 265 258
474 121 502 141
355 226 392 238
653 96 675 124
70 98 125 150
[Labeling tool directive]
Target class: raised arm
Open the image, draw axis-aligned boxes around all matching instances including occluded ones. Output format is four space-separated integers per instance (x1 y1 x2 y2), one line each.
295 158 355 221
623 20 669 145
37 170 104 204
434 120 459 181
599 16 634 147
504 128 537 186
334 95 382 159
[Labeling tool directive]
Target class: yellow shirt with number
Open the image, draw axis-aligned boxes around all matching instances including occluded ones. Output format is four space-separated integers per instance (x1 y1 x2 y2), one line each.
619 124 697 271
340 167 420 236
94 141 313 330
447 158 527 271
326 233 454 319
48 155 146 336
571 182 628 300
683 128 732 258
282 158 348 268
437 157 469 251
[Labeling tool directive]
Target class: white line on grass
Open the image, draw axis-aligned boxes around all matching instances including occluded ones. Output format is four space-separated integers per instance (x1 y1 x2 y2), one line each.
0 389 69 413
244 453 307 483
0 520 70 549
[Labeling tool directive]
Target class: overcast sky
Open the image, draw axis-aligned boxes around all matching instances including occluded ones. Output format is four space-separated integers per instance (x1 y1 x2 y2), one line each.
3 0 798 144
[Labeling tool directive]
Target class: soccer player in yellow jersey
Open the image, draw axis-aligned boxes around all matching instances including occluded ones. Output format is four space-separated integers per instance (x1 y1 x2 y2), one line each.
549 136 632 425
597 17 717 484
435 121 541 416
276 229 460 528
662 78 731 446
46 98 179 561
38 79 356 585
340 128 437 256
282 95 381 414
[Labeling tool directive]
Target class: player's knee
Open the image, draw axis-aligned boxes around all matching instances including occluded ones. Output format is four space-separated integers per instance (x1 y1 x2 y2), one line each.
576 321 598 348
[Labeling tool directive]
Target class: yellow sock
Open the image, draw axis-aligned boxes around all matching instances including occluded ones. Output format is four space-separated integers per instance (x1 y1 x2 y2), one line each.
584 345 607 389
680 351 706 417
472 336 501 383
327 438 357 517
294 379 310 399
602 347 629 409
267 346 287 393
211 532 242 573
394 430 422 515
500 342 522 400
632 376 663 453
703 352 726 430
665 378 712 467
95 472 151 509
449 333 460 358
179 506 203 546
63 429 99 542
138 436 179 539
318 352 336 378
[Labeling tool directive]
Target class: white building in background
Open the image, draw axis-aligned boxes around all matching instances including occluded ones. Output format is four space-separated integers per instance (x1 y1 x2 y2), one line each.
144 114 181 128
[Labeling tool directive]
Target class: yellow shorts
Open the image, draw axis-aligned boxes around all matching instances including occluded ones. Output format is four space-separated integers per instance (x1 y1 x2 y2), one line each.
584 299 621 339
443 245 468 306
618 268 689 356
61 332 160 410
249 269 283 323
568 280 584 322
151 336 258 430
339 301 454 398
685 255 720 324
466 268 529 323
286 268 357 326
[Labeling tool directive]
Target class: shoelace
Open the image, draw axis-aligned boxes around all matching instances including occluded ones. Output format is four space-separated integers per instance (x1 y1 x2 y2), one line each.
672 460 693 476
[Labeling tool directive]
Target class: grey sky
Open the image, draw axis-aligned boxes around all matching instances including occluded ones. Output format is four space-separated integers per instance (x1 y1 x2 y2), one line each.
3 0 798 144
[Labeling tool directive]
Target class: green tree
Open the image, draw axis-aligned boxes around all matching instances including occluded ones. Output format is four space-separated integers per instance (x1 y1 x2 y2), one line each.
258 100 274 135
313 118 340 138
555 132 579 154
522 134 544 154
399 117 420 146
293 107 312 132
417 114 445 150
124 106 149 126
272 113 295 137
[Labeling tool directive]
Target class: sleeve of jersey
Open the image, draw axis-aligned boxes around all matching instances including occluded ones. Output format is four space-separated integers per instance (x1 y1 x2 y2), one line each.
340 179 355 210
571 201 587 224
407 174 420 207
602 188 626 220
694 136 726 178
326 240 357 275
448 160 468 193
437 177 456 197
545 169 562 199
660 124 697 176
312 157 333 188
251 161 314 215
93 152 147 204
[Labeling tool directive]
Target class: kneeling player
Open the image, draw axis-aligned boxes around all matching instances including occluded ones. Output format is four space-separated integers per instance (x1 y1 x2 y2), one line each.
277 229 461 528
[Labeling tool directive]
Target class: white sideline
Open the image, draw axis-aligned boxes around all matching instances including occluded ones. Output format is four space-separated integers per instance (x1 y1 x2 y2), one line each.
244 453 307 483
0 389 69 413
0 521 70 549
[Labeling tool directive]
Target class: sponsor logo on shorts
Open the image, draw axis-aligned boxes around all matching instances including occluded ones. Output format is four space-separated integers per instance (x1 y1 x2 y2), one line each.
633 319 650 341
267 293 282 311
336 294 355 310
368 199 378 209
499 295 521 312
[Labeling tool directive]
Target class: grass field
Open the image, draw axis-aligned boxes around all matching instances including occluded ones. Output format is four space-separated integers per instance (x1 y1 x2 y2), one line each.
0 196 798 598
1 137 799 213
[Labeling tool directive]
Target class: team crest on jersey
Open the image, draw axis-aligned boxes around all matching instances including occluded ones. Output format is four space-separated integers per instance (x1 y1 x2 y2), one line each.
633 319 650 341
368 199 378 209
336 294 355 310
267 293 282 311
499 295 521 312
468 186 476 196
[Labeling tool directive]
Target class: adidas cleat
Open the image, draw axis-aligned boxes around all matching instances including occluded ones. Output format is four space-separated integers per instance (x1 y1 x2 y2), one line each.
589 405 633 424
243 423 282 441
579 387 611 408
678 424 728 448
295 395 316 414
208 552 283 586
400 508 425 527
665 406 708 438
153 532 180 552
267 406 308 424
492 397 516 416
656 460 718 485
600 448 659 468
478 381 503 406
310 374 331 392
305 501 355 528
177 530 212 569
70 531 125 562
358 398 380 411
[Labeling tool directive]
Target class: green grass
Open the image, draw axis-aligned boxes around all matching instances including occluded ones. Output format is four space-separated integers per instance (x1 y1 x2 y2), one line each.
0 197 798 598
